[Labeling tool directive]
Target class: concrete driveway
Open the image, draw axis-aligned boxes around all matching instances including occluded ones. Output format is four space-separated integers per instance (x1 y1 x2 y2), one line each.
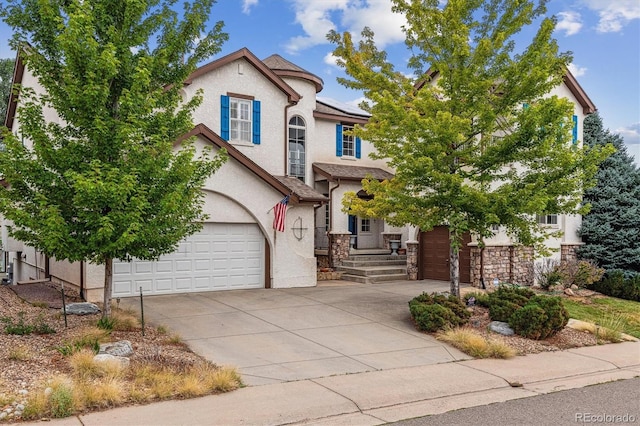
119 280 471 386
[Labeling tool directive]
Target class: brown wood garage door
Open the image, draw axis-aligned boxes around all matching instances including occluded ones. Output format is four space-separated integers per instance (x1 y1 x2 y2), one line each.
419 226 471 283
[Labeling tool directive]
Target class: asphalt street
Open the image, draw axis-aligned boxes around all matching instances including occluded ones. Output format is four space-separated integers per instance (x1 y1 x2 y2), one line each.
390 377 640 426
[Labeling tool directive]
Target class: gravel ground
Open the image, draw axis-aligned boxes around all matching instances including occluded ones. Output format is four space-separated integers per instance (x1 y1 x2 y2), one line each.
0 283 208 421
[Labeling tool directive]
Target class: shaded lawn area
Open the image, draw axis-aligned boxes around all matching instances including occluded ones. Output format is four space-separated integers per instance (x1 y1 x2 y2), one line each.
563 296 640 338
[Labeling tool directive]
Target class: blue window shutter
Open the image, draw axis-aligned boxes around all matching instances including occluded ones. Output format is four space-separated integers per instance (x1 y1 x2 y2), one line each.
335 124 343 157
252 100 261 144
572 115 578 144
220 95 229 141
355 136 361 159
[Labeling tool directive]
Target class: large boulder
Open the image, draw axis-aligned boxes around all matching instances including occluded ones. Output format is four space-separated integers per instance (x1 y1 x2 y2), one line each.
99 340 134 357
63 302 100 315
93 353 130 368
489 321 515 336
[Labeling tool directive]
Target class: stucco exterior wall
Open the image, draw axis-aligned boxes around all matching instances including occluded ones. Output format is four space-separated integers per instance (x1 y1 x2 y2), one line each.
186 58 289 177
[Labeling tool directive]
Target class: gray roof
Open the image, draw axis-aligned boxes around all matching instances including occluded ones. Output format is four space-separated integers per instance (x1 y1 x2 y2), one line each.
315 99 370 121
312 163 394 182
273 176 328 203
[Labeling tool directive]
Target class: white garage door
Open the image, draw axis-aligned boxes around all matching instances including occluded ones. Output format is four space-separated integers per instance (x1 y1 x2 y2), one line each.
112 223 264 297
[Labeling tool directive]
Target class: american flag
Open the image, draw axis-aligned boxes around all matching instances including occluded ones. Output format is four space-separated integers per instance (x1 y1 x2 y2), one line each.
272 195 289 232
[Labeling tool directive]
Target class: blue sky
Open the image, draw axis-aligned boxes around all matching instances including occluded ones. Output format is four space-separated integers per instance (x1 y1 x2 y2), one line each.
1 0 638 163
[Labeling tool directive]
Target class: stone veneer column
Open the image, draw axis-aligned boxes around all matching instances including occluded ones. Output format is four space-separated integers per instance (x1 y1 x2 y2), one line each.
470 246 482 288
479 245 534 287
560 244 582 264
406 240 419 280
329 232 351 268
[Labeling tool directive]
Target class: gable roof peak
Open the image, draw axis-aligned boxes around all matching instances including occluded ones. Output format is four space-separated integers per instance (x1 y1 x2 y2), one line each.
262 54 324 93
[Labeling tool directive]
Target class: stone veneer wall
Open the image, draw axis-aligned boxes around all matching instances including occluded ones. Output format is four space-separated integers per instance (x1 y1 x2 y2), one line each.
406 241 419 280
470 245 534 288
316 254 330 269
329 232 351 268
383 233 402 251
561 244 581 264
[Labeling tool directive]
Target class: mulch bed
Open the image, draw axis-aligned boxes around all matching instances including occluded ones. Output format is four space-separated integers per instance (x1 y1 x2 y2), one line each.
6 281 82 309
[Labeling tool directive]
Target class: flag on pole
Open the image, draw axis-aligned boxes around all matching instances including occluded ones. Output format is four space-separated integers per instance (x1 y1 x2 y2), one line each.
272 195 289 232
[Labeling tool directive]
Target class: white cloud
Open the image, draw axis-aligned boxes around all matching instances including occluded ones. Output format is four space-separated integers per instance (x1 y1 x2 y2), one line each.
567 62 587 77
324 52 339 67
617 123 640 145
285 0 406 54
242 0 258 14
582 0 640 33
556 11 583 36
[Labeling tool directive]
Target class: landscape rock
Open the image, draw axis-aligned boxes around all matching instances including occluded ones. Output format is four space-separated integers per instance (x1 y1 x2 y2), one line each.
99 340 134 357
564 288 575 296
489 321 515 336
93 353 130 368
570 284 579 290
63 302 100 315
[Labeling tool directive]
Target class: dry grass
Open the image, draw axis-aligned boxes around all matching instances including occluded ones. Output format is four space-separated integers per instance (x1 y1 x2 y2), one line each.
69 349 125 380
437 327 516 359
111 309 140 332
8 345 32 361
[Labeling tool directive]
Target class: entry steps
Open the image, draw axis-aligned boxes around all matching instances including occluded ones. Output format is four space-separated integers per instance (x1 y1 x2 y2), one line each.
337 254 408 284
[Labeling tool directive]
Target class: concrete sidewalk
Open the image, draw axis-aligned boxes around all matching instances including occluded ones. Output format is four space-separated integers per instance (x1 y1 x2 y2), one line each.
39 341 640 425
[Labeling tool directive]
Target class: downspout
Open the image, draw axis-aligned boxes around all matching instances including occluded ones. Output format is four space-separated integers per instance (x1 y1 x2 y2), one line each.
80 261 85 301
283 102 296 176
328 178 341 267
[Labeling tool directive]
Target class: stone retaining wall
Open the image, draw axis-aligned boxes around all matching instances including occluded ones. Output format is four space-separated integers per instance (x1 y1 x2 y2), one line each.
329 232 351 268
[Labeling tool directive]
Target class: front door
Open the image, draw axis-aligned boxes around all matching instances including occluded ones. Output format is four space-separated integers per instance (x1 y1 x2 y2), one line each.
357 217 382 249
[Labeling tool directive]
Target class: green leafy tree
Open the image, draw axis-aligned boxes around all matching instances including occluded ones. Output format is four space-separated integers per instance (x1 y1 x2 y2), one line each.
0 0 229 317
578 112 640 273
0 57 15 122
329 0 611 296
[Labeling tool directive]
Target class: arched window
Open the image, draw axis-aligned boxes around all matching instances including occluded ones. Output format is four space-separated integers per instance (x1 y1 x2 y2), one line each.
288 116 306 182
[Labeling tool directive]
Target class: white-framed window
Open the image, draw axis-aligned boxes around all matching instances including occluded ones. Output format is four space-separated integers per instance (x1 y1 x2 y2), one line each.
537 214 558 225
230 98 252 142
361 218 371 232
342 124 355 157
288 116 306 182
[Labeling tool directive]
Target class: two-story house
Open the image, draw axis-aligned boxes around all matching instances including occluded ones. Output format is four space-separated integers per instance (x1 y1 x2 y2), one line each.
2 47 595 301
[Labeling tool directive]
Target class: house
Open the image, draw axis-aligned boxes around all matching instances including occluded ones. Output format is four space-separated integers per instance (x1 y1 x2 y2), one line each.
1 47 595 300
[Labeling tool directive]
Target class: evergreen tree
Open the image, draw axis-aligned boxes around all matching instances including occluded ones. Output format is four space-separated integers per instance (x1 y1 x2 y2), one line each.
0 0 228 317
578 112 640 273
329 0 611 296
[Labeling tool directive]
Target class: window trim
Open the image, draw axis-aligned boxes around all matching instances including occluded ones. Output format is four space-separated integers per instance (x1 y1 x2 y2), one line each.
537 214 558 226
288 115 306 182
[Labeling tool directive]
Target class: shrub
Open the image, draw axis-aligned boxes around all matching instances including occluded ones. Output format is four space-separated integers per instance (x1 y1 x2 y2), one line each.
489 300 521 322
485 286 534 322
557 259 605 289
587 270 640 302
509 304 549 339
509 296 568 340
409 293 469 332
534 258 563 290
2 312 34 335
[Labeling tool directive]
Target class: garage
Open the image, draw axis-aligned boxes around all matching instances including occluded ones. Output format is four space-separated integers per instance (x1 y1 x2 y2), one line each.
419 226 471 283
112 223 265 297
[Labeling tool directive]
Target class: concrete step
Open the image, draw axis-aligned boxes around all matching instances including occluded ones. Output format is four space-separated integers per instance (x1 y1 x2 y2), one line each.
340 273 410 284
336 265 407 277
349 249 392 256
345 255 407 262
340 259 407 267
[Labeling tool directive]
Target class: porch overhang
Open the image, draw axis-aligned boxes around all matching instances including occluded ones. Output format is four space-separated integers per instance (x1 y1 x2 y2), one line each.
312 162 394 182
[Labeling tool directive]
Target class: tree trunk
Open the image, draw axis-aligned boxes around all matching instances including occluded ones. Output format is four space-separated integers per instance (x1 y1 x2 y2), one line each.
102 257 113 318
449 232 460 298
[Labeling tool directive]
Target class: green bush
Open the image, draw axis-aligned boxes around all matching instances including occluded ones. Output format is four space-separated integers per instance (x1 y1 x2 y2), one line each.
409 292 469 332
489 300 521 322
464 292 490 308
588 270 640 302
1 312 55 335
485 286 535 322
508 296 568 340
509 304 549 339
